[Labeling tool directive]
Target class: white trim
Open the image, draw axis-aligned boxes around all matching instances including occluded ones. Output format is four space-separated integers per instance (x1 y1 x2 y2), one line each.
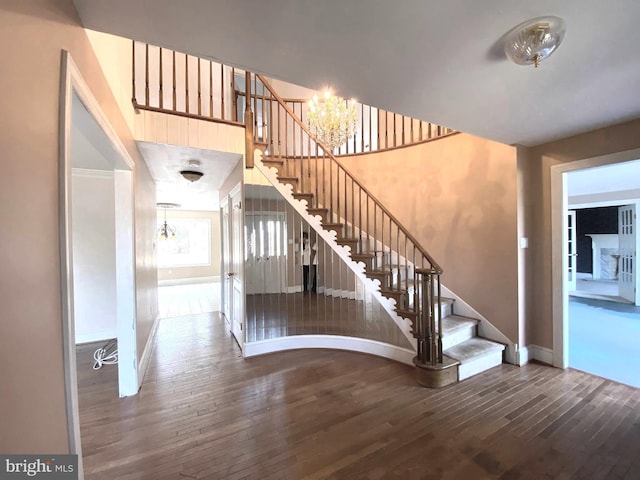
71 168 114 179
137 315 160 387
318 287 357 299
158 275 221 286
550 147 640 369
529 345 554 365
515 345 554 365
75 331 117 345
59 52 82 466
59 50 139 478
515 345 530 365
244 335 415 365
114 169 138 396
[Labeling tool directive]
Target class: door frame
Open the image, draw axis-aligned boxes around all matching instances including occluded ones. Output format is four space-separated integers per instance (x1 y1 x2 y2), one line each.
220 195 231 322
59 51 138 465
550 147 640 368
229 183 245 350
567 210 577 292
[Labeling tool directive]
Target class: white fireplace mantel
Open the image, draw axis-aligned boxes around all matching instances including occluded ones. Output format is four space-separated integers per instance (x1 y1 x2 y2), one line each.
586 234 619 279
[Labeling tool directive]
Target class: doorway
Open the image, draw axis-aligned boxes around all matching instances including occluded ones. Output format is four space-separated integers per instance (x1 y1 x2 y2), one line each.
59 52 138 464
552 151 640 386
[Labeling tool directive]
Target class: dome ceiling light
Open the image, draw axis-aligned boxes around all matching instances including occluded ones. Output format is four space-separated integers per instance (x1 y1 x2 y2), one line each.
180 159 203 182
504 16 566 68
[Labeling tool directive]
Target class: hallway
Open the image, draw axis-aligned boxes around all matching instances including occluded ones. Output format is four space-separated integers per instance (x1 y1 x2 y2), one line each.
158 279 221 318
77 313 640 479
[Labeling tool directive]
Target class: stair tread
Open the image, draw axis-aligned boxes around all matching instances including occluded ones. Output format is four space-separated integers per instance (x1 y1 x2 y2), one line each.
277 176 298 181
444 337 505 363
336 237 358 242
367 269 393 276
323 222 344 228
368 272 393 279
380 288 406 294
441 315 479 335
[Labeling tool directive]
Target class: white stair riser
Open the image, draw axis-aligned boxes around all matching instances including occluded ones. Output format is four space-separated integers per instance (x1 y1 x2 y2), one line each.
439 302 453 319
441 324 476 350
456 350 504 380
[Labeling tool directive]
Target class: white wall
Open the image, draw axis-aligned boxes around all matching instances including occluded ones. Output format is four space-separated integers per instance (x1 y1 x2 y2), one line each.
72 170 117 343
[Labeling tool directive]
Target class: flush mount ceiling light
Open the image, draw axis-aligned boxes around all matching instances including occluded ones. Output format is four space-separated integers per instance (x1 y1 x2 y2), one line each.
180 170 204 182
180 160 203 182
504 16 566 68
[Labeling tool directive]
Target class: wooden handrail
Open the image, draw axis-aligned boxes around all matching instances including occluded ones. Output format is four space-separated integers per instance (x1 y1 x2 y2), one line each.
256 74 443 274
237 90 455 157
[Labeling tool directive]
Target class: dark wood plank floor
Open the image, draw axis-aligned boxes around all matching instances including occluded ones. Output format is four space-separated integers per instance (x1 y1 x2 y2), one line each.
77 313 640 480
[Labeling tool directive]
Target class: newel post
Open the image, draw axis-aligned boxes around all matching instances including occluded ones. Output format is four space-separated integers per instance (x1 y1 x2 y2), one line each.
244 72 254 169
413 267 456 388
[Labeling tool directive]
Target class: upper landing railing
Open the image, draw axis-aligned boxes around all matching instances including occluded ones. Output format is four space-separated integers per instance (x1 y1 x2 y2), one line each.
132 42 456 155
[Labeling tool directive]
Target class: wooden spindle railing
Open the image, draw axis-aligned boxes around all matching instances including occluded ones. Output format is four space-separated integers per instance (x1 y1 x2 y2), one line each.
133 41 455 155
132 41 244 127
237 91 456 156
254 73 445 368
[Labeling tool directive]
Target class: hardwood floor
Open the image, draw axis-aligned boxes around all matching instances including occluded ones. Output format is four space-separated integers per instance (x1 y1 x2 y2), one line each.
77 313 640 479
158 280 220 318
246 293 411 348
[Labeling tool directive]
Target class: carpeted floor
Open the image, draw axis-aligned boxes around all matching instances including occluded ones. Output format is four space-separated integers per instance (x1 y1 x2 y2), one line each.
569 296 640 387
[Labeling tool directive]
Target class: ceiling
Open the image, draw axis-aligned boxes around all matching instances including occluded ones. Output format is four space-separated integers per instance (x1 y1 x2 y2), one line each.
567 159 640 197
137 142 241 211
73 0 640 147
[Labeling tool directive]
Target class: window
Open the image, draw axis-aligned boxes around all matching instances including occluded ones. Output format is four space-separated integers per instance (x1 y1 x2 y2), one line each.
157 218 211 267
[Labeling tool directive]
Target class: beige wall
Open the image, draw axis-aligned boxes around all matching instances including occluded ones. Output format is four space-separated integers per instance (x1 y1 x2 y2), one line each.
0 0 157 452
158 209 221 281
341 133 520 341
521 118 640 349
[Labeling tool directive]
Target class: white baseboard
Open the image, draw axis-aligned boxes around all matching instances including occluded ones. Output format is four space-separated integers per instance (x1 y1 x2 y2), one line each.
75 330 117 345
159 276 220 286
321 287 356 299
518 344 554 366
137 316 160 387
244 335 415 366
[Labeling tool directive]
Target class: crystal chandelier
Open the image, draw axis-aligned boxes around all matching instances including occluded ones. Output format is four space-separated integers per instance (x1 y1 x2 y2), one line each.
307 91 358 152
504 16 566 68
157 203 179 240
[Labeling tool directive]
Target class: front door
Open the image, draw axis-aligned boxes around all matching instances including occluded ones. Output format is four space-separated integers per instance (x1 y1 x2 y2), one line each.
619 204 637 304
245 212 286 294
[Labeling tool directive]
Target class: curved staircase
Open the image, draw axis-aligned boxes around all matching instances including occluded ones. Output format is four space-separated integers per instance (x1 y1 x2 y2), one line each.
253 73 505 387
